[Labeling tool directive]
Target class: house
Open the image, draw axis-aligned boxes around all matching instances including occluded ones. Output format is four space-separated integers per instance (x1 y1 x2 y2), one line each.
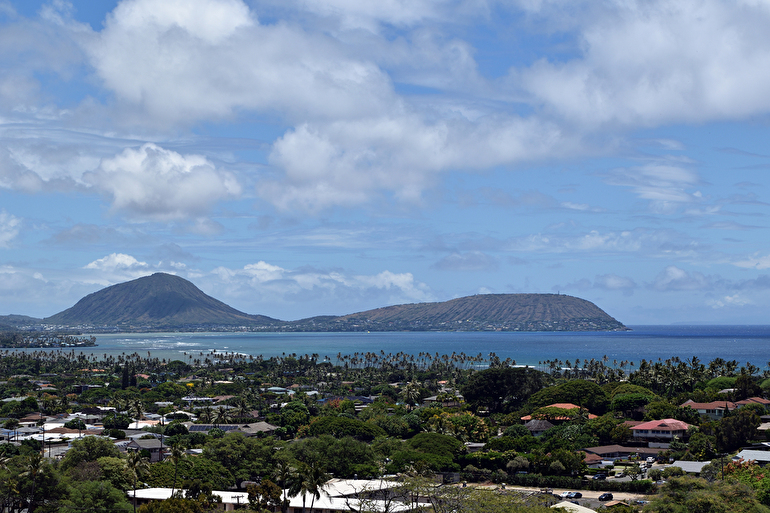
631 419 690 441
680 400 736 420
182 423 242 435
736 397 770 412
668 460 710 475
581 451 605 468
18 413 49 427
465 442 486 453
583 444 663 461
523 419 554 437
234 422 279 436
126 438 165 462
421 394 464 408
735 449 770 467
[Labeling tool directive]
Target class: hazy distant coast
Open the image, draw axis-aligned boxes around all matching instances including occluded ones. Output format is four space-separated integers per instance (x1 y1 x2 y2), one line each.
0 273 626 334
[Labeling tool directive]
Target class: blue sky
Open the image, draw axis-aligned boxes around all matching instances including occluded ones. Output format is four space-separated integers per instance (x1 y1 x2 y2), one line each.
2 0 770 324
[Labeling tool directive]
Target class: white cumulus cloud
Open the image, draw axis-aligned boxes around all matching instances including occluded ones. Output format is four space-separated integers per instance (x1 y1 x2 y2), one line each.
85 253 148 271
518 0 770 127
84 143 241 221
87 0 394 125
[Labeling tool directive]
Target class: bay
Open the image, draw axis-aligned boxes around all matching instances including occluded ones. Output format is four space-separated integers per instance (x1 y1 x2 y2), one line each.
24 325 770 370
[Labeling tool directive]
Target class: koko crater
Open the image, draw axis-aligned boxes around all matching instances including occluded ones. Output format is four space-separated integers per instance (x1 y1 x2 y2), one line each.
2 273 627 333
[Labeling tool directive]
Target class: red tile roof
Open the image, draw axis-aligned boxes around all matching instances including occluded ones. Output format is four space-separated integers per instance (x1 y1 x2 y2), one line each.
680 399 736 410
736 397 770 406
631 418 690 431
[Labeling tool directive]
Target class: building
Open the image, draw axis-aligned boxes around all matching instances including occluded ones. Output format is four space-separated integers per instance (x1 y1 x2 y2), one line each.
583 444 663 462
668 460 710 475
735 449 770 467
126 438 165 462
631 419 690 442
736 397 770 412
680 400 736 420
523 419 554 437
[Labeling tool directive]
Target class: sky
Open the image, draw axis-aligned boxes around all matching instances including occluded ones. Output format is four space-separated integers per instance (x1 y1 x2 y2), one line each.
2 0 770 324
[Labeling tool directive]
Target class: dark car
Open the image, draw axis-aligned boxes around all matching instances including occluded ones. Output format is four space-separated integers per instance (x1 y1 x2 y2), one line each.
568 492 582 499
593 474 607 480
598 493 614 501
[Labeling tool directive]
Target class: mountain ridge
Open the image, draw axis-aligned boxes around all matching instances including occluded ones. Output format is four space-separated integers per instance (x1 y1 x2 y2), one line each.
19 273 625 332
43 273 278 327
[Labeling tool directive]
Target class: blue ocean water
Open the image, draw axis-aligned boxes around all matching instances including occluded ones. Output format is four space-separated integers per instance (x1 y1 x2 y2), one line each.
49 325 770 370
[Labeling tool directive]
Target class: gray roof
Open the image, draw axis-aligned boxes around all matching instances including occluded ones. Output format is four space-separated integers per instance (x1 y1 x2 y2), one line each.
669 460 710 473
236 422 278 434
524 419 554 431
736 449 770 463
129 438 163 449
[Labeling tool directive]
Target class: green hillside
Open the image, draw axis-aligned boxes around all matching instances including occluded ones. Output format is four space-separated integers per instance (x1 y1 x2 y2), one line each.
295 293 627 332
43 273 278 328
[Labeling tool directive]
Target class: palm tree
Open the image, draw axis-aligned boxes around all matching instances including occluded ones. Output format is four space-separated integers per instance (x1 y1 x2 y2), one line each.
130 398 144 428
198 405 214 424
273 457 294 513
289 460 329 513
213 406 231 427
305 460 329 513
402 382 421 410
169 444 184 496
126 451 149 513
20 453 45 513
231 397 249 419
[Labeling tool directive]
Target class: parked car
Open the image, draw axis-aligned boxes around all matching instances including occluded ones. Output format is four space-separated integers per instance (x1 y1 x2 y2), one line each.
593 474 607 480
567 492 582 499
598 493 614 501
560 491 572 498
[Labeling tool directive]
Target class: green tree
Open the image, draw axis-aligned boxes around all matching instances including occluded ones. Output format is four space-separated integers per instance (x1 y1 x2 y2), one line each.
97 456 133 491
401 382 422 409
502 424 530 438
169 444 184 496
304 416 386 441
60 480 132 513
281 402 311 434
289 459 329 513
138 497 206 513
528 380 609 414
248 479 282 512
462 367 550 413
103 411 132 430
126 451 150 513
717 408 760 452
272 456 294 513
645 476 770 512
64 418 86 432
61 436 122 471
202 431 276 483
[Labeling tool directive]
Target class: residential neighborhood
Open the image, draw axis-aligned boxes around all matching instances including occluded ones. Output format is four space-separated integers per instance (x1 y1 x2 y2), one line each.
0 350 768 512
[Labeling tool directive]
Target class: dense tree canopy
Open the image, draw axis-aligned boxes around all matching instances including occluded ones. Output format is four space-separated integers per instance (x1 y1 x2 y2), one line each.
528 380 609 414
462 367 550 413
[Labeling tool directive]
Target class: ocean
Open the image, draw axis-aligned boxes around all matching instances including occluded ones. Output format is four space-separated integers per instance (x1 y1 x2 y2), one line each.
30 325 770 370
